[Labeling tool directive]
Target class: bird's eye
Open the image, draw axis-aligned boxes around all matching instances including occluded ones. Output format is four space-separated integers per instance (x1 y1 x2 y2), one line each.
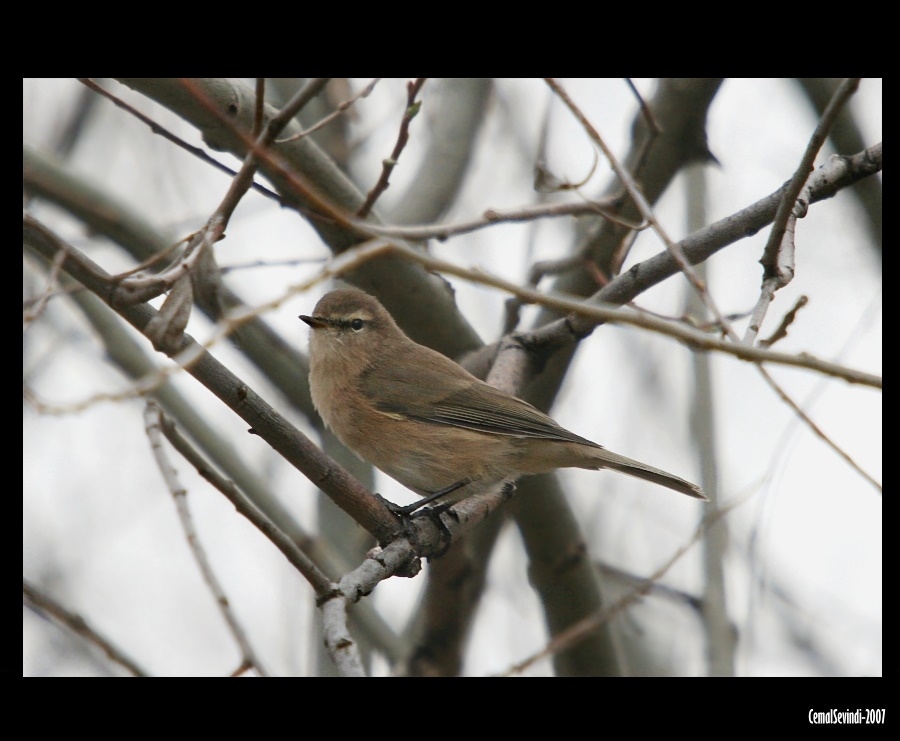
350 318 365 331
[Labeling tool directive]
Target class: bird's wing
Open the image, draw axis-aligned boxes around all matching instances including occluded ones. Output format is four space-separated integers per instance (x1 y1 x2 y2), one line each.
364 348 599 448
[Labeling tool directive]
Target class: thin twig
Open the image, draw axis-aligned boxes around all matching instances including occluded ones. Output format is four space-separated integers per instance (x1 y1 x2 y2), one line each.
357 78 427 218
276 78 381 144
152 402 334 595
746 78 861 344
759 296 809 348
106 78 332 320
23 248 67 328
534 148 599 192
757 364 881 492
77 78 282 203
624 78 662 138
623 77 663 181
596 562 703 614
23 579 149 676
144 403 271 676
502 496 747 675
545 77 734 338
182 77 331 231
169 78 364 241
358 196 641 242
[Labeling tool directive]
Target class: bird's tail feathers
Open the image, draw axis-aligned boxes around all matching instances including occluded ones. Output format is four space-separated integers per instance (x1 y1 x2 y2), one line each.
590 448 707 500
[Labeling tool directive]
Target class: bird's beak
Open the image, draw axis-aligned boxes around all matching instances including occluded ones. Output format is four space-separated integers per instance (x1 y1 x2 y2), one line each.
299 314 327 329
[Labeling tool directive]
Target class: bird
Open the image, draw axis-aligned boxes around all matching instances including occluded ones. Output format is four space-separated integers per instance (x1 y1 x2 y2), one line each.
300 287 706 512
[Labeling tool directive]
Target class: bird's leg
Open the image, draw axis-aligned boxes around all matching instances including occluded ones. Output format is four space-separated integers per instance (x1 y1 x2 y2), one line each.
392 479 470 515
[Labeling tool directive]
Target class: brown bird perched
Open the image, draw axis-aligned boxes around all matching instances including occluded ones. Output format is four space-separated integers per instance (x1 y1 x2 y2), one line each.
300 287 706 512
